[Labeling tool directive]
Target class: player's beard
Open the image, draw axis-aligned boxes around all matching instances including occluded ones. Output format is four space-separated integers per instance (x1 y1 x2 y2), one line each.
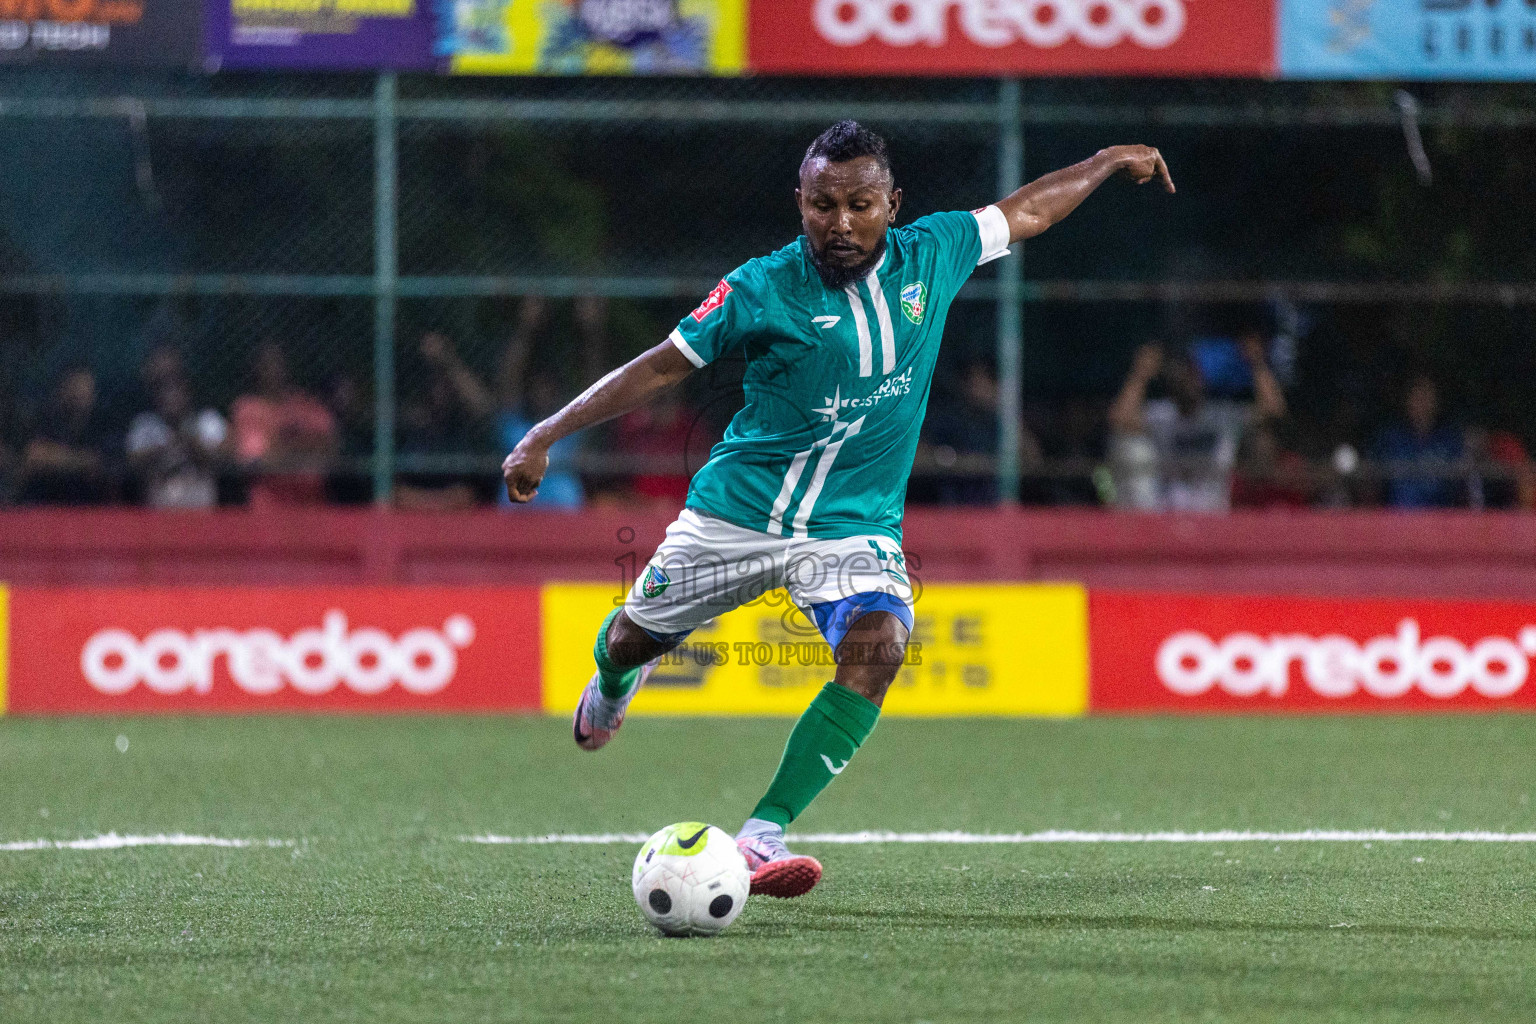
807 235 887 291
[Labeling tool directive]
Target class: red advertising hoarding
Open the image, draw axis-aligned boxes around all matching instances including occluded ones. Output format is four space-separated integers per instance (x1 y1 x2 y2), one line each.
749 0 1276 77
1090 590 1536 713
7 587 540 713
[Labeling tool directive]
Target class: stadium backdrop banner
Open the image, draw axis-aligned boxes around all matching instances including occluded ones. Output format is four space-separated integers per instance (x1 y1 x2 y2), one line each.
1280 0 1536 80
1090 589 1536 713
0 0 202 67
442 0 746 75
747 0 1277 77
541 583 1089 717
4 586 541 713
10 584 1536 715
204 0 438 70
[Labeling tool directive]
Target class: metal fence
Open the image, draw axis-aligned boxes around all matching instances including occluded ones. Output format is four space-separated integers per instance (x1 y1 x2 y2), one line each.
2 72 1535 509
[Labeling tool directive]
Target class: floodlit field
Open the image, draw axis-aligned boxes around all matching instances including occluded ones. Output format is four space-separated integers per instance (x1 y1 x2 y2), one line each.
2 714 1534 1023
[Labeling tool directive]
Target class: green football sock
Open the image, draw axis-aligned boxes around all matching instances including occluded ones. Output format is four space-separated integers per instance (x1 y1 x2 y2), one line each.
749 682 882 828
592 608 642 700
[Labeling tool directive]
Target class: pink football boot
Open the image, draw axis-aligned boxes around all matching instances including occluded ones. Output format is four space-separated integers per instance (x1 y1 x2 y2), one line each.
737 833 823 898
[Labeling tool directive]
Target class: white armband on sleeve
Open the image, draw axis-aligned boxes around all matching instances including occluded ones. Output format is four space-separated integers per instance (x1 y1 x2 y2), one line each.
669 328 708 368
973 205 1013 266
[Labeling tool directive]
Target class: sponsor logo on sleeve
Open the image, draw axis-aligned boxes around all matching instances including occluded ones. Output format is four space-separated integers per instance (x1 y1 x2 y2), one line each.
691 279 733 322
641 564 672 599
899 281 927 325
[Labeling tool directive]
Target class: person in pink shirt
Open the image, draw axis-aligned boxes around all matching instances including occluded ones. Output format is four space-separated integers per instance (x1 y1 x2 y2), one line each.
231 342 336 509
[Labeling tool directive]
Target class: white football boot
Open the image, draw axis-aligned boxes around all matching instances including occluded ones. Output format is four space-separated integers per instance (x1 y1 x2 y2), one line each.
571 660 658 751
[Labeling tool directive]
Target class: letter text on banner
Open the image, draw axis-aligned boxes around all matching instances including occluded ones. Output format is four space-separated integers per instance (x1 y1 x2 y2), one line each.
206 0 440 71
542 583 1087 717
7 586 541 713
1090 589 1536 713
749 0 1276 77
1280 0 1536 81
0 0 199 67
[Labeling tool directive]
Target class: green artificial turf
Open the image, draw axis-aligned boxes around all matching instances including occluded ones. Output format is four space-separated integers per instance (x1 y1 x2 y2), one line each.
2 715 1534 1023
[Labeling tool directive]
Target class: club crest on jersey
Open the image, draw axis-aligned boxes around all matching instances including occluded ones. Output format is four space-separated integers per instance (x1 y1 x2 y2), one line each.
691 279 733 322
900 281 927 325
641 564 671 599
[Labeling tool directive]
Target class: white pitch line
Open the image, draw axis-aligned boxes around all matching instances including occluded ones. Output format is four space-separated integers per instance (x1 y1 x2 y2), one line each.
0 833 292 852
793 830 1536 844
461 830 1536 846
468 833 653 845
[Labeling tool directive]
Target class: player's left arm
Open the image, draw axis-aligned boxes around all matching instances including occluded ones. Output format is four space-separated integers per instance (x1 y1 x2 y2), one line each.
994 145 1174 243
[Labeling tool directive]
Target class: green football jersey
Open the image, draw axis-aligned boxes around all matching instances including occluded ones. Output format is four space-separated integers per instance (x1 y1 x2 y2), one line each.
669 208 1011 542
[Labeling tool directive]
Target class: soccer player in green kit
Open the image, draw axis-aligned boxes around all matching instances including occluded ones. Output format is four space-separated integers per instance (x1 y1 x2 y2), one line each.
504 121 1174 898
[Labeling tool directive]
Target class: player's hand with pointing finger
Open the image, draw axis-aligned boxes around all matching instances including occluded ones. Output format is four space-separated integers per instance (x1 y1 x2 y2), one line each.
1102 145 1176 193
502 432 549 503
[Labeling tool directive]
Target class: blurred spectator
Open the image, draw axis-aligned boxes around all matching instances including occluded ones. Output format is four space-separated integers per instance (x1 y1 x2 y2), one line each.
323 371 376 505
921 360 1042 505
0 426 11 504
614 388 696 507
1034 397 1102 506
0 399 14 506
1473 429 1536 511
1231 418 1313 509
125 378 229 509
108 340 187 435
494 297 589 510
497 370 586 509
1371 375 1465 509
17 364 116 505
140 341 185 397
395 331 493 510
1108 334 1286 512
231 342 336 509
0 358 14 505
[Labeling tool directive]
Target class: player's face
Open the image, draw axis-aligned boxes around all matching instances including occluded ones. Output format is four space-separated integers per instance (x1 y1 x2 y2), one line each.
797 156 901 276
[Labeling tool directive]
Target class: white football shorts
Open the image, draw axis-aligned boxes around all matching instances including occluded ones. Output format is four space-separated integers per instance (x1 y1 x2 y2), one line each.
623 508 914 647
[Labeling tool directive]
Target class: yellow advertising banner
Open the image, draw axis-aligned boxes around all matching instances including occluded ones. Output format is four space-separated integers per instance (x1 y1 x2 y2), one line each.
542 583 1087 717
444 0 746 76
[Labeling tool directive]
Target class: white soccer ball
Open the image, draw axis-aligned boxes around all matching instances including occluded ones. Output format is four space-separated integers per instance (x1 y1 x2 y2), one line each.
632 822 750 937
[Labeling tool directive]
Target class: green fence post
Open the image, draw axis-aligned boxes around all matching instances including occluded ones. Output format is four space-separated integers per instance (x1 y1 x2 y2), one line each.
373 72 399 506
996 78 1024 506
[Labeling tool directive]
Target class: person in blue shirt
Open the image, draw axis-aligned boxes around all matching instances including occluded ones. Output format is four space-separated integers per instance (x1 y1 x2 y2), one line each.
495 300 587 510
1372 375 1466 509
497 370 585 510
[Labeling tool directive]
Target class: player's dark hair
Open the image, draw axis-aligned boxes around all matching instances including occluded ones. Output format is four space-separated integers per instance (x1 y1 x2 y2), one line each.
801 120 893 184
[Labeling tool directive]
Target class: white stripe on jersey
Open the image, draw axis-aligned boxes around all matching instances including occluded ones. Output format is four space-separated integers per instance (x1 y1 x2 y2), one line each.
843 285 873 377
766 441 821 536
865 264 896 376
790 416 865 538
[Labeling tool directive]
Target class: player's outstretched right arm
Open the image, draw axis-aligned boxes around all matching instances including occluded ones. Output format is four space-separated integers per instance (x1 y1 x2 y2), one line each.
502 340 695 503
995 145 1174 243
